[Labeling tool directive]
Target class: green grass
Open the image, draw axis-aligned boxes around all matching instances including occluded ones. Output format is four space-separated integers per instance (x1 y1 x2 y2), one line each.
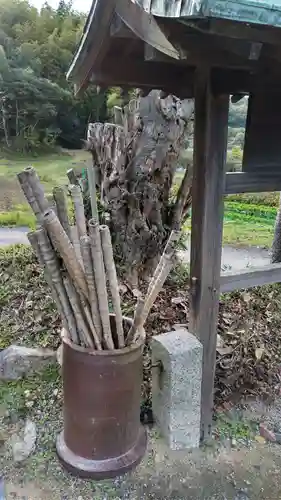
183 200 276 248
0 205 36 228
0 149 89 226
0 149 89 192
223 220 274 247
0 149 278 248
227 192 279 207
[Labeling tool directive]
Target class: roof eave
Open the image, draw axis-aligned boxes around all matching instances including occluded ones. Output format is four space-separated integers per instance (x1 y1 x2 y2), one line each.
66 0 115 91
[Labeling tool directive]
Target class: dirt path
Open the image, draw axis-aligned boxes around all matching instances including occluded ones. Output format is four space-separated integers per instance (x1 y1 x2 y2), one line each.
0 228 271 272
0 227 29 246
180 243 270 271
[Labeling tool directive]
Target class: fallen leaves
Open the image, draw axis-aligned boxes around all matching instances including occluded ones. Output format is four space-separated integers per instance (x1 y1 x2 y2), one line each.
0 245 61 350
1 247 281 411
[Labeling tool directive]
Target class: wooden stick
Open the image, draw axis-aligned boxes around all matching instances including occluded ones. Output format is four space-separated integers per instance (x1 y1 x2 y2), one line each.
80 235 102 341
125 297 145 346
100 225 124 348
33 228 79 344
53 187 71 239
17 170 43 224
69 184 87 241
143 256 175 322
43 209 89 300
89 219 114 350
63 276 95 349
127 255 176 346
147 230 180 297
87 164 99 223
23 166 49 213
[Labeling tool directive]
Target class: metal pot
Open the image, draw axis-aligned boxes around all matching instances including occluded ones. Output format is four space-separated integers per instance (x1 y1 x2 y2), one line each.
56 315 147 479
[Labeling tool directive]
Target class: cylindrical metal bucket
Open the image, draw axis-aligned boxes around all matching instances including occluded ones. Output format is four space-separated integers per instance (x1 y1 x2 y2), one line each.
56 316 147 479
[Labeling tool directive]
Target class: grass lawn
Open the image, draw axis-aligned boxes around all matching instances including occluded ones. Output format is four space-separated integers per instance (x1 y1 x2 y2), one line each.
183 199 277 248
0 149 89 228
0 149 278 248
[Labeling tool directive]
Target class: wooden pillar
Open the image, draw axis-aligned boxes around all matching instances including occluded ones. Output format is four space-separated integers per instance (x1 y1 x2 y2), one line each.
189 68 229 441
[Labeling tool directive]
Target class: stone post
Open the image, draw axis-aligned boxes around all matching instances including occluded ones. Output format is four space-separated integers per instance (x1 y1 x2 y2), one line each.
151 329 202 450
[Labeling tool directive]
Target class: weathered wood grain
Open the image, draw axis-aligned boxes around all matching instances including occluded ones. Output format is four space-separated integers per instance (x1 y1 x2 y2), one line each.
225 172 281 194
189 68 229 441
220 263 281 292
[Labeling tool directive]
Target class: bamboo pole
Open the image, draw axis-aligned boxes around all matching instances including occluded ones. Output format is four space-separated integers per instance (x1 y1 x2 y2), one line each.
70 225 83 266
80 235 102 341
89 219 114 350
43 209 89 300
147 230 180 297
28 231 74 341
33 228 79 344
46 194 57 216
125 297 145 346
69 184 87 241
127 252 177 346
63 276 95 349
53 186 71 239
67 168 79 186
84 305 102 350
17 170 43 224
87 164 99 223
142 256 175 325
27 231 65 321
23 166 49 213
100 225 124 348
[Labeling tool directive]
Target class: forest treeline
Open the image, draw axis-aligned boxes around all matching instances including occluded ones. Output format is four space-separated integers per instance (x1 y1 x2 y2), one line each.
0 0 247 152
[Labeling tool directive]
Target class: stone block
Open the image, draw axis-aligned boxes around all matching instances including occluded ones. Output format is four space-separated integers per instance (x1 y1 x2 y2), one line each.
151 329 202 450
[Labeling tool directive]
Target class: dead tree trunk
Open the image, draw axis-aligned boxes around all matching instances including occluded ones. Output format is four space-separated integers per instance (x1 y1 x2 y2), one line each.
86 90 193 284
272 193 281 263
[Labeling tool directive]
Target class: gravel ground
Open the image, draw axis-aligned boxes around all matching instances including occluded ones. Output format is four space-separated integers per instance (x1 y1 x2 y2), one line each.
3 424 281 499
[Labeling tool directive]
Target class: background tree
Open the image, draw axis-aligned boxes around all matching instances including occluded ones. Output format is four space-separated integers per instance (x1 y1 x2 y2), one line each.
0 0 108 150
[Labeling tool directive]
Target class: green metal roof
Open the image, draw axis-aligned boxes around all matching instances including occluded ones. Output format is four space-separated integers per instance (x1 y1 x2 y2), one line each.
136 0 281 28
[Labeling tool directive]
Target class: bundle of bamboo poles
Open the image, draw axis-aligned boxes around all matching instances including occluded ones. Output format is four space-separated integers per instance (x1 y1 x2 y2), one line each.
17 165 180 350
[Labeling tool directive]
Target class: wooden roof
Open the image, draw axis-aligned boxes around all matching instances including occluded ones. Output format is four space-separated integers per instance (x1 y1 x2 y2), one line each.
67 0 281 96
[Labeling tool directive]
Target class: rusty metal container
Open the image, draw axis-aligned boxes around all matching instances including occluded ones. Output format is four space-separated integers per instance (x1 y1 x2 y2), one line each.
56 315 147 479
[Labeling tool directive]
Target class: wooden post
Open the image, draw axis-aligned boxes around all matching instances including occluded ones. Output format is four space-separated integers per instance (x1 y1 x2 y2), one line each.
189 68 229 441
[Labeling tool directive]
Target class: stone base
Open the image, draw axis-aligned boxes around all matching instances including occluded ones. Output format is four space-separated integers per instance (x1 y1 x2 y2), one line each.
56 427 147 480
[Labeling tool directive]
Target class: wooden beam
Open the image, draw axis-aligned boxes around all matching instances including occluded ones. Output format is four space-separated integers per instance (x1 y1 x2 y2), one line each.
144 44 173 62
189 68 229 441
92 59 258 97
94 59 195 97
225 172 281 194
185 18 281 47
110 14 137 38
220 263 281 293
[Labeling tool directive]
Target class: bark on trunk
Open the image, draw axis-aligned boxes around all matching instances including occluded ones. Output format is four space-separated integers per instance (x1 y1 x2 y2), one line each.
86 90 193 283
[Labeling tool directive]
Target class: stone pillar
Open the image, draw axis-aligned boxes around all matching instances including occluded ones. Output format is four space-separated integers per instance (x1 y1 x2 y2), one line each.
151 329 202 450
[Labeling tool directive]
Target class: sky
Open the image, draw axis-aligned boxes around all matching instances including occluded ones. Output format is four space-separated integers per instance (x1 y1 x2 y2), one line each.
29 0 92 13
